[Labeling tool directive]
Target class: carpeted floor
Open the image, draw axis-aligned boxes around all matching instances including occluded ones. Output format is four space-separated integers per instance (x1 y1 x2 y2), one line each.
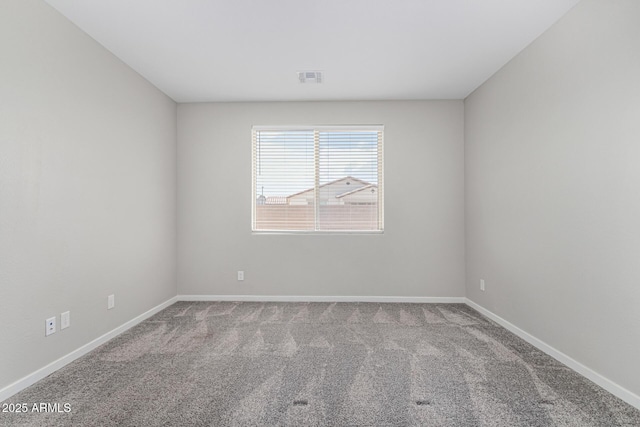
1 302 639 426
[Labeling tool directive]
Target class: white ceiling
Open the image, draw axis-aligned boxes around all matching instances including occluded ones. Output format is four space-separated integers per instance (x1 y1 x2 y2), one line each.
44 0 581 103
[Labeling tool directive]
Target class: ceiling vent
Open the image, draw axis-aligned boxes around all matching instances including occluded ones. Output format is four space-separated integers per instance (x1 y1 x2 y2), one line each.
298 71 323 84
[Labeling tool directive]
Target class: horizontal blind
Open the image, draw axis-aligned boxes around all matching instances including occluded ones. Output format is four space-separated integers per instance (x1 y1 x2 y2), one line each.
253 129 315 231
252 126 383 232
318 130 382 231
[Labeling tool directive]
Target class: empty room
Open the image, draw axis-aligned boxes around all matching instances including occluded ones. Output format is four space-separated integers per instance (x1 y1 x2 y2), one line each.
1 0 639 425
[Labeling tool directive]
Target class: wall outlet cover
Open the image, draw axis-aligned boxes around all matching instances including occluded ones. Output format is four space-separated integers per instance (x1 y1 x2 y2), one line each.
45 317 56 336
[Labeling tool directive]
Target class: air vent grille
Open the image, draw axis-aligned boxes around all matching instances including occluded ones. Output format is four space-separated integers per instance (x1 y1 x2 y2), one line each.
298 71 323 83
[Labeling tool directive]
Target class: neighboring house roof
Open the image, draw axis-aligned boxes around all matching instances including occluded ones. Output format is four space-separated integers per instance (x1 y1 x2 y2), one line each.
335 184 377 198
287 176 371 199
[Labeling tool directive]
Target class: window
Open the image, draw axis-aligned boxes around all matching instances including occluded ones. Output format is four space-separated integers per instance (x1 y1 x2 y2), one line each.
252 126 384 232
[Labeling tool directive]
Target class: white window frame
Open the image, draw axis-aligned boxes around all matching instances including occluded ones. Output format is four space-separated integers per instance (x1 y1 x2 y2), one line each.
251 125 384 234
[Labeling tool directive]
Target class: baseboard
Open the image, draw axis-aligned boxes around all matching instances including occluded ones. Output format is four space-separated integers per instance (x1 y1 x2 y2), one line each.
464 298 640 410
0 296 178 403
178 294 465 303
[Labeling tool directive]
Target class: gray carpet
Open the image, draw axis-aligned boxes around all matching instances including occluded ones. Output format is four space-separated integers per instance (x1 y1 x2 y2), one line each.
1 302 639 426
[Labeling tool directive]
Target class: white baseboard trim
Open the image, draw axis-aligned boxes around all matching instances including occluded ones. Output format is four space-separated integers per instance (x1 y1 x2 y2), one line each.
178 294 465 303
0 296 178 403
464 298 640 410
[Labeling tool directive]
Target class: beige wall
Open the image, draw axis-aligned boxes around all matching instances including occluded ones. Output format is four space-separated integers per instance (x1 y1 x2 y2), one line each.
178 101 464 297
465 0 640 397
0 0 177 391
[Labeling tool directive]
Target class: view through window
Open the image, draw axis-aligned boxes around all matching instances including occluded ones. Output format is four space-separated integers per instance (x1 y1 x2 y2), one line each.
252 126 384 232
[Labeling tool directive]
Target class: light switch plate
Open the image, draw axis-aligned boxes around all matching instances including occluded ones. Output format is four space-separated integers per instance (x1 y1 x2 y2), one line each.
61 311 70 329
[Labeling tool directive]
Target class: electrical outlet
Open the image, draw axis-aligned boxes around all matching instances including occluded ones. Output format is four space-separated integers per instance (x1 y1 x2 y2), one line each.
237 271 244 281
61 311 70 329
108 294 115 310
480 279 485 292
45 317 56 336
